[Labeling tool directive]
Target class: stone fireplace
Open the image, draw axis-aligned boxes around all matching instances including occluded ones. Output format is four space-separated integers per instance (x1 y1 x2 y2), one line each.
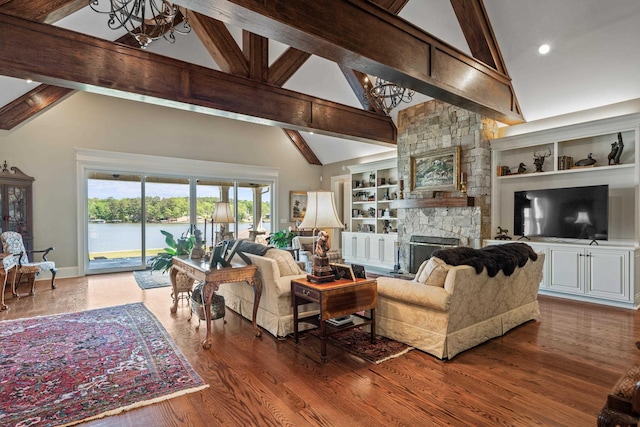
395 100 499 273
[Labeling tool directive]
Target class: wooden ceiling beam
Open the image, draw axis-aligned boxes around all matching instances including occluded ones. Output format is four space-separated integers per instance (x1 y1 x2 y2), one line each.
449 0 506 75
189 12 249 76
176 0 524 124
0 85 73 130
283 129 321 165
267 48 311 87
0 13 396 145
0 0 85 23
242 30 268 83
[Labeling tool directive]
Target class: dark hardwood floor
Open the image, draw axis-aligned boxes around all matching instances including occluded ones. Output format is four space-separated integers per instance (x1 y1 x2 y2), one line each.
3 273 639 426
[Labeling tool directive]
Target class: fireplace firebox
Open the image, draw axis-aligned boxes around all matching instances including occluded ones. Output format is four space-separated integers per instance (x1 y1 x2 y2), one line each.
409 236 460 274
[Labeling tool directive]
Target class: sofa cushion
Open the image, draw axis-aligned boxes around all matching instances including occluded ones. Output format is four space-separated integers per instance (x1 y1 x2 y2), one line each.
417 257 449 287
264 249 303 276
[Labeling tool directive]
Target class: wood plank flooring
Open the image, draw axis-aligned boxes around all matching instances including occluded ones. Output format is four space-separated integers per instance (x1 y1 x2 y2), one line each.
2 273 640 426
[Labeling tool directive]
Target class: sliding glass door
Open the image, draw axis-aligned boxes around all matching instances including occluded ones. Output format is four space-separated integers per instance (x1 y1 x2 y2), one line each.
84 172 275 275
87 173 144 272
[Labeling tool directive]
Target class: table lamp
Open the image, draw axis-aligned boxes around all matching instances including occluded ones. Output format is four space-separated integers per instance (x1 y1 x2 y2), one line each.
212 201 234 246
298 191 344 283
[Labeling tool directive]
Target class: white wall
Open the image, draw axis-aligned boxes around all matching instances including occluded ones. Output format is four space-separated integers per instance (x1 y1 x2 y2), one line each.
0 92 322 272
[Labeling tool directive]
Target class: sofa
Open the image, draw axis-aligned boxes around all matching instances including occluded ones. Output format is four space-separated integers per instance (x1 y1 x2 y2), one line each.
216 241 318 338
375 243 544 360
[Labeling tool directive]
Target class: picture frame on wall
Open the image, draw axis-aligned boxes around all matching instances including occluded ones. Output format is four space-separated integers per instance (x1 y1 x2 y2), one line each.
410 146 461 191
289 191 307 222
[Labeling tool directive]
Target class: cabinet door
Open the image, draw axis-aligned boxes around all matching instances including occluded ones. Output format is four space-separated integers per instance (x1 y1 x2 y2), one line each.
381 235 397 266
527 243 549 289
342 233 354 261
548 247 584 294
586 249 629 301
368 235 382 262
355 234 369 263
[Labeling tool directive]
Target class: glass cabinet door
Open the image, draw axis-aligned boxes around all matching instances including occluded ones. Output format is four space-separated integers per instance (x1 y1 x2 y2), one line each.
7 185 28 234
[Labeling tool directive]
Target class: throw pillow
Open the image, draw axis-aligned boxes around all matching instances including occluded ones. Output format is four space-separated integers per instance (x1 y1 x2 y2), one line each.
416 257 449 287
264 249 303 276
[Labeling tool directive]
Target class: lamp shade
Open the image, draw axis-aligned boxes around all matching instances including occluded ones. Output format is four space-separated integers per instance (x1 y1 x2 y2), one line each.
298 191 344 230
574 211 591 225
212 201 234 223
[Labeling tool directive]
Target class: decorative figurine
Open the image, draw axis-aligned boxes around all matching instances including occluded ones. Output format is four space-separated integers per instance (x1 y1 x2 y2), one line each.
575 153 596 166
614 132 624 164
494 226 512 240
190 228 206 259
517 163 527 174
608 142 619 165
533 149 551 172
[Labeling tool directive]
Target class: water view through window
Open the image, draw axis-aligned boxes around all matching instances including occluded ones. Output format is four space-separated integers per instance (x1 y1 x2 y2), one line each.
86 173 272 273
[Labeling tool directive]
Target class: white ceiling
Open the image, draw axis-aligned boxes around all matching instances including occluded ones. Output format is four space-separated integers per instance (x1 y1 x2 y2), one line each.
1 0 639 164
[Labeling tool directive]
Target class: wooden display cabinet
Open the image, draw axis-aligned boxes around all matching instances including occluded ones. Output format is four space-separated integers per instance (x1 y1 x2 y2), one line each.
0 162 34 257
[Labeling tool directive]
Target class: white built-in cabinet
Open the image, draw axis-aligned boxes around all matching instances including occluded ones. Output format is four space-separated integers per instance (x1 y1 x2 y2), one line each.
343 159 398 271
486 113 640 309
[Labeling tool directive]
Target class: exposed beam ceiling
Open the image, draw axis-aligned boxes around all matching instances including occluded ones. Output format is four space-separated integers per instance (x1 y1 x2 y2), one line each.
0 12 397 145
0 0 86 23
175 0 524 124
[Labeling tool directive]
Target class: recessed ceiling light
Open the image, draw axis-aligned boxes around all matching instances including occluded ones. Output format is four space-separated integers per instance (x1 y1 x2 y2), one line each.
25 79 33 84
538 44 551 55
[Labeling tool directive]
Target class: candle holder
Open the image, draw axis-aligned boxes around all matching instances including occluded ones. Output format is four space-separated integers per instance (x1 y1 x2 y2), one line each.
460 172 467 197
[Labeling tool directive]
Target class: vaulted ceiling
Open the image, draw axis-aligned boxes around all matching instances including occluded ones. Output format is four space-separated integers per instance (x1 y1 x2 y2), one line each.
1 0 639 165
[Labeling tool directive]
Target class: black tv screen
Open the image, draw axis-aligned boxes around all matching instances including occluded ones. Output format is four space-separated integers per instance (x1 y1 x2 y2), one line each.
514 185 609 241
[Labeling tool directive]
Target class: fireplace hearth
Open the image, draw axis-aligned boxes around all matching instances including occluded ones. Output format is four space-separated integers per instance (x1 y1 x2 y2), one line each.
409 236 460 274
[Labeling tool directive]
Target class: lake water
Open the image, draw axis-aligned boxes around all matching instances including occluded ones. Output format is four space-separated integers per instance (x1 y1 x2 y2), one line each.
88 222 271 253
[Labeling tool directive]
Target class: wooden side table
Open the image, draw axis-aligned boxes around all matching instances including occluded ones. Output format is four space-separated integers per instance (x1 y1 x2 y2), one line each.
171 256 263 349
291 277 377 362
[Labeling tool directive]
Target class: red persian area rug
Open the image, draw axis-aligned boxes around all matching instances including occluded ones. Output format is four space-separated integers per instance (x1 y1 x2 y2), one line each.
311 328 413 364
0 303 208 427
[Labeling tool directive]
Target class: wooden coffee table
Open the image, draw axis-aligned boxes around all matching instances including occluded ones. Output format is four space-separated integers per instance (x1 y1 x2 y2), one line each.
291 277 377 362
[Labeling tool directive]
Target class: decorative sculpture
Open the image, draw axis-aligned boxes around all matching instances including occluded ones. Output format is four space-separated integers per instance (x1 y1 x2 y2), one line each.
533 149 551 172
517 163 527 174
575 153 596 166
614 132 624 164
494 226 512 240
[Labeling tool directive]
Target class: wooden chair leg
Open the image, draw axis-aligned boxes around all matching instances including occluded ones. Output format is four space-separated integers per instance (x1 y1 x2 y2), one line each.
50 268 57 289
28 273 36 296
11 271 21 298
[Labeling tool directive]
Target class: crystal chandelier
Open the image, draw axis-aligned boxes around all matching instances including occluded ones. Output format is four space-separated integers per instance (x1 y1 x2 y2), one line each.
365 77 415 115
90 0 191 48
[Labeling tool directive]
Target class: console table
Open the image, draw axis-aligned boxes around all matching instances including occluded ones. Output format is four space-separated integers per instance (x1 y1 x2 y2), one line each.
171 256 263 349
291 277 377 362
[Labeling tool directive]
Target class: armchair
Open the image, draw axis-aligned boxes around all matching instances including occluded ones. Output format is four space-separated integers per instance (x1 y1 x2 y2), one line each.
0 231 57 298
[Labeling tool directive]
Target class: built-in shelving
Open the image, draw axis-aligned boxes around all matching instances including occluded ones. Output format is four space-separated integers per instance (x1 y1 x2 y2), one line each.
488 113 640 308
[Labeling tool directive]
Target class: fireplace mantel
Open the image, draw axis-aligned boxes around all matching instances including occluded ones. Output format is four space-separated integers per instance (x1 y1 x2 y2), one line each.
390 197 474 209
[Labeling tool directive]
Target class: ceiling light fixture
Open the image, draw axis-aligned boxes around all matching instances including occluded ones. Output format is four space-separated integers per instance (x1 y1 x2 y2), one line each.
538 44 551 55
89 0 191 48
364 77 415 115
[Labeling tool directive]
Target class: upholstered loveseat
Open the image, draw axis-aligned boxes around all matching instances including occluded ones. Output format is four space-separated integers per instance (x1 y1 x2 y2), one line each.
216 241 318 338
375 243 544 360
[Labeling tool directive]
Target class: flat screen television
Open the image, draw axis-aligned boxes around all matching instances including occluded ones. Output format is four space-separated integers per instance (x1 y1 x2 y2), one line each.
513 185 609 241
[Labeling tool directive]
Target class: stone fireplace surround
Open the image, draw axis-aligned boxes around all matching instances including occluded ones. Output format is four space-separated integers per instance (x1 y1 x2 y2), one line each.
395 100 499 273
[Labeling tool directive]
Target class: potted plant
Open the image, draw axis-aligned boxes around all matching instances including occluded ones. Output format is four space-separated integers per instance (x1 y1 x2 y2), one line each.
269 229 297 248
148 229 195 273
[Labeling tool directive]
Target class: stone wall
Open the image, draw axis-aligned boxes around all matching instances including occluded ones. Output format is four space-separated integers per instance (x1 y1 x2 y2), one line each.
395 99 499 271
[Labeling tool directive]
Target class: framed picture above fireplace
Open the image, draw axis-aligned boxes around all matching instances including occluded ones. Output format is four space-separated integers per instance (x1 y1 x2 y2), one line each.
410 147 461 191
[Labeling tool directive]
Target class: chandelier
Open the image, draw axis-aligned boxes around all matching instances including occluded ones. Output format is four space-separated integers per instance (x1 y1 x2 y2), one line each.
365 77 415 115
90 0 191 48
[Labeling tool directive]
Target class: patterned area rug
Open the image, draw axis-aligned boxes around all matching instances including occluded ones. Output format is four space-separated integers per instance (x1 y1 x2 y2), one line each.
133 269 172 289
312 328 413 364
0 303 208 427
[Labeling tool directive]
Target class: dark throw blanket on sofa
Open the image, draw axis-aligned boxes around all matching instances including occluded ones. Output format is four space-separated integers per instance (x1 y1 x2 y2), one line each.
432 242 538 277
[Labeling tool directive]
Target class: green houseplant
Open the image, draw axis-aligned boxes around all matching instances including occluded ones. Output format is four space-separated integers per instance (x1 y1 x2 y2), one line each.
269 229 296 248
148 229 195 273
